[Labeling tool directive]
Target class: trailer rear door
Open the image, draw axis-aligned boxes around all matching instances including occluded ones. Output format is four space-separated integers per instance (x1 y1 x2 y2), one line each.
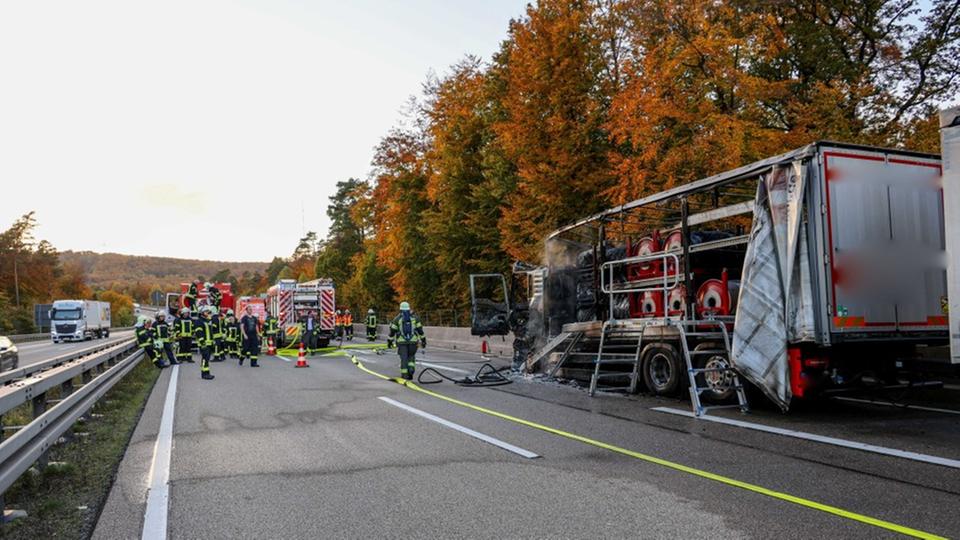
823 148 945 335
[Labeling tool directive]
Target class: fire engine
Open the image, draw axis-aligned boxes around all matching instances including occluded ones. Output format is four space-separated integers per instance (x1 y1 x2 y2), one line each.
266 278 336 347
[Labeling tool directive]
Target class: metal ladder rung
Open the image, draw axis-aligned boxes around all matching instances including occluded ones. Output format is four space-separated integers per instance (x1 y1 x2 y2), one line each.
690 366 736 374
693 385 743 395
702 404 747 411
595 372 632 379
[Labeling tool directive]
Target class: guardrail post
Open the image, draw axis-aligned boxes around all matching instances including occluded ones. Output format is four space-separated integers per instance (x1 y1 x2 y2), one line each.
59 379 76 443
0 413 19 523
32 394 49 468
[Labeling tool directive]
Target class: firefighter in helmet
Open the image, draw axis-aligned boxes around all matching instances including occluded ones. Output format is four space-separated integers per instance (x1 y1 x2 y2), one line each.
224 309 241 359
334 309 344 339
344 309 354 340
387 302 425 380
154 311 179 366
193 306 216 380
263 309 281 350
365 308 378 341
173 307 196 363
184 282 199 316
206 282 222 311
136 316 167 369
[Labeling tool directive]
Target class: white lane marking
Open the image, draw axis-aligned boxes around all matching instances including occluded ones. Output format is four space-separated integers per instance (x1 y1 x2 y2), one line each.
419 361 471 375
834 396 960 416
142 365 180 540
378 396 539 459
944 384 960 391
652 407 960 470
276 355 292 363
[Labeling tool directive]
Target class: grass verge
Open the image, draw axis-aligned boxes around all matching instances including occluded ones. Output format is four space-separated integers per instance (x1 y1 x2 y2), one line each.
1 355 160 539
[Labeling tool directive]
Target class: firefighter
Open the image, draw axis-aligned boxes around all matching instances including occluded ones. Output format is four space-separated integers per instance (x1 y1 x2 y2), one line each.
301 310 318 354
154 311 179 366
333 309 343 339
240 305 260 367
173 307 196 363
211 308 226 362
184 282 199 316
224 309 241 359
366 309 377 341
135 316 167 369
206 282 222 311
387 302 425 380
344 309 354 340
193 306 216 380
263 309 281 350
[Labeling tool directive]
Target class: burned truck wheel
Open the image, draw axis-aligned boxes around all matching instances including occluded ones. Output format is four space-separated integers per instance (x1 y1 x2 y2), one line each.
641 343 682 396
694 342 735 403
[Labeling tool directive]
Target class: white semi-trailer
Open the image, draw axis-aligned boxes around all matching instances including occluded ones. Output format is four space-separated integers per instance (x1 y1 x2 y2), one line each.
50 300 111 342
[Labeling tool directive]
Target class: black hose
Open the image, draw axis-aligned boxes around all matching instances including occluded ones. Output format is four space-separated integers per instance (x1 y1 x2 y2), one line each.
416 362 513 387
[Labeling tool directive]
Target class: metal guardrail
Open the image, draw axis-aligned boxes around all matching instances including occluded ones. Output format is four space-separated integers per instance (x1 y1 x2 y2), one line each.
0 338 136 386
0 338 141 505
8 327 135 344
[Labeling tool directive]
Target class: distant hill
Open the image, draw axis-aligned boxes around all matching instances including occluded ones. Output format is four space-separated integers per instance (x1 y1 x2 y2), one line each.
60 251 270 291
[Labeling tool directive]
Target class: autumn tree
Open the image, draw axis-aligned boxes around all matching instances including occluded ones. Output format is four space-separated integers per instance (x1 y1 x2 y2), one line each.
495 0 616 261
315 179 368 291
607 0 791 201
420 57 514 309
370 118 441 310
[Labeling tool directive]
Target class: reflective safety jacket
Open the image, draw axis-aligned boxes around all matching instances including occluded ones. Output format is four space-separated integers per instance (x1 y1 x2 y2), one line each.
389 312 425 344
225 320 240 342
211 315 225 338
174 317 194 338
366 314 377 327
345 313 353 325
135 326 157 348
154 321 172 343
264 316 279 335
194 318 215 346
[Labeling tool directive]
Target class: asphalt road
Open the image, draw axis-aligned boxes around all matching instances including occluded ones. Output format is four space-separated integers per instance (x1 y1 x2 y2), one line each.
95 341 960 539
13 330 136 369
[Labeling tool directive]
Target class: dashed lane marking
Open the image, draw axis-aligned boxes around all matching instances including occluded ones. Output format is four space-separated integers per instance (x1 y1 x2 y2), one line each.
378 396 539 459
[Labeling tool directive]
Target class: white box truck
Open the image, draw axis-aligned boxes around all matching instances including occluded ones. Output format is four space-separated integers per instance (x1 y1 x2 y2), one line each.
50 300 112 342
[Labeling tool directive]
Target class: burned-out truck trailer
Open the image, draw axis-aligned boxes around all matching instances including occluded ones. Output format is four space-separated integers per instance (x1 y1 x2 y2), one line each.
529 141 948 413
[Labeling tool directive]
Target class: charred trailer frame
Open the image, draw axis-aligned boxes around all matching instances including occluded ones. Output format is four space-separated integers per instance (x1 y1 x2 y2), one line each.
535 141 947 411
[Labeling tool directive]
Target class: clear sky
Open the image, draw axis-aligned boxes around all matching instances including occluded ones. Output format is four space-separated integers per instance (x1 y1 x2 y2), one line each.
0 0 526 262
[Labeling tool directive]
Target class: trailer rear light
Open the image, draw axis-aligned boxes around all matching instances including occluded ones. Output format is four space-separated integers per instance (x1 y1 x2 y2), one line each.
802 357 829 369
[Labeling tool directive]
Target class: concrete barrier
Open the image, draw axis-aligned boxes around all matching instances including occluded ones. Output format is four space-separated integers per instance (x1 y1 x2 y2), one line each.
354 324 515 357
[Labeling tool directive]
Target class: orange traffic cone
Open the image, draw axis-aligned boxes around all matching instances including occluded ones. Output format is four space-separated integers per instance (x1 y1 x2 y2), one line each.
295 342 310 368
267 337 276 356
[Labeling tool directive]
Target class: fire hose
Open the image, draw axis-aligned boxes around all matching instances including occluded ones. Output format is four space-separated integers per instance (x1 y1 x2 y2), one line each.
416 362 513 387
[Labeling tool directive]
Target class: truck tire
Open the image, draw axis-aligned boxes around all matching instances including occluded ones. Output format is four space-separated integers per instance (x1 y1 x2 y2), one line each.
104 329 110 338
641 342 682 396
694 342 735 403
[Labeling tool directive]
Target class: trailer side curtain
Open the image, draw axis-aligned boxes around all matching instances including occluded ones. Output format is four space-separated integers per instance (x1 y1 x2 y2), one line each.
733 161 813 411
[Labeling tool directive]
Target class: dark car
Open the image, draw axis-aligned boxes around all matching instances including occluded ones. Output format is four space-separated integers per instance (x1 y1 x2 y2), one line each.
0 337 18 372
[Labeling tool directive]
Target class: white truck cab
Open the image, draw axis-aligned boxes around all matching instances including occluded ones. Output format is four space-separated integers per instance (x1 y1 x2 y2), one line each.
50 300 111 342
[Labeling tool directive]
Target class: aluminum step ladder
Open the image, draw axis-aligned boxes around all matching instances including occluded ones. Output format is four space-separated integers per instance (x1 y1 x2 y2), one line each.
588 320 646 396
675 320 749 416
